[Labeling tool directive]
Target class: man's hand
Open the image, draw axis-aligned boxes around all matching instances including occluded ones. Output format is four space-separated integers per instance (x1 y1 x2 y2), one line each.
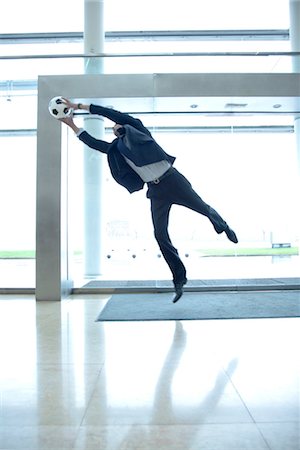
61 97 78 110
59 112 81 134
59 114 74 126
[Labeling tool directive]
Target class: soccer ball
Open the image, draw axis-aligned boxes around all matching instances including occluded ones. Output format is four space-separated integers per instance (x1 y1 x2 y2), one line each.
48 96 73 119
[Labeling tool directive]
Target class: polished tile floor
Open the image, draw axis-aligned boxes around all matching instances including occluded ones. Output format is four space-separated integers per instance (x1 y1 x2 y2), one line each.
0 294 299 449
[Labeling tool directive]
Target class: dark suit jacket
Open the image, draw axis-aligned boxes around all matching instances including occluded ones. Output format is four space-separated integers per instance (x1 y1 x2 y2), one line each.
78 104 175 193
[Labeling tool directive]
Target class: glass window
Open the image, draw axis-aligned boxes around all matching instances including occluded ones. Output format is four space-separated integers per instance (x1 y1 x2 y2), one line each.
0 134 36 287
0 0 290 34
0 0 298 290
105 0 290 31
0 0 83 34
66 113 299 287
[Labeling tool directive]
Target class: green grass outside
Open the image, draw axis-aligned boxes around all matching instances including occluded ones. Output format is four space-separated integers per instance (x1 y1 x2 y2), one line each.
0 247 298 259
0 250 36 259
197 246 299 257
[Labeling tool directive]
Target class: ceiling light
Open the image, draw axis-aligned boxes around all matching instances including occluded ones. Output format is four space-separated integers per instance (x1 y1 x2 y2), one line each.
225 103 248 108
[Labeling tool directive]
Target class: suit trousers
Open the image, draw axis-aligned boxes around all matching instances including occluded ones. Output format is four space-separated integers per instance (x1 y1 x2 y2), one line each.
146 168 228 284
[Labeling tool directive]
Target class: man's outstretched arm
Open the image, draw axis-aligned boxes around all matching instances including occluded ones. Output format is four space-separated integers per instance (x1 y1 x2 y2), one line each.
59 103 110 153
62 99 151 136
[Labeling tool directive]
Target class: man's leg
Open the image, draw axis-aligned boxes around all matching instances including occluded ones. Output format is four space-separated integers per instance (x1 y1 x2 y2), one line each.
150 198 187 302
170 170 238 243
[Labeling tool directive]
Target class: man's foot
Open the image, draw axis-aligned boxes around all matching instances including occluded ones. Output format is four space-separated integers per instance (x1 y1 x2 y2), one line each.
225 226 238 243
173 278 187 303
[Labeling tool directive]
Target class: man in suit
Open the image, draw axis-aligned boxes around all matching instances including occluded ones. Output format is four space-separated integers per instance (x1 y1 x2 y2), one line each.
59 99 238 303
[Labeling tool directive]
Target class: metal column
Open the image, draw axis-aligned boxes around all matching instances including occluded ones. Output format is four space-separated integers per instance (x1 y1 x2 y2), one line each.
36 81 72 300
289 0 300 175
83 0 105 276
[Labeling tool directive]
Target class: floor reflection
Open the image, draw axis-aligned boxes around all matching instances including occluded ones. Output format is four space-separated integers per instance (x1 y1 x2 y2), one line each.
0 296 299 450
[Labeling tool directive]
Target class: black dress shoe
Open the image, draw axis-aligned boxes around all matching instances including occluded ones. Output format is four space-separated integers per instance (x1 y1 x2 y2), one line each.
173 278 187 303
225 226 238 244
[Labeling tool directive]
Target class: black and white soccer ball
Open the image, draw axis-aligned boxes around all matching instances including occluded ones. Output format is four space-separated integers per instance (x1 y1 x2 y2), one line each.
48 96 73 119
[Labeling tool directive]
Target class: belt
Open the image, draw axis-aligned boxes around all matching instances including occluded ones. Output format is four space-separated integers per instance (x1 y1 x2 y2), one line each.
147 167 174 185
